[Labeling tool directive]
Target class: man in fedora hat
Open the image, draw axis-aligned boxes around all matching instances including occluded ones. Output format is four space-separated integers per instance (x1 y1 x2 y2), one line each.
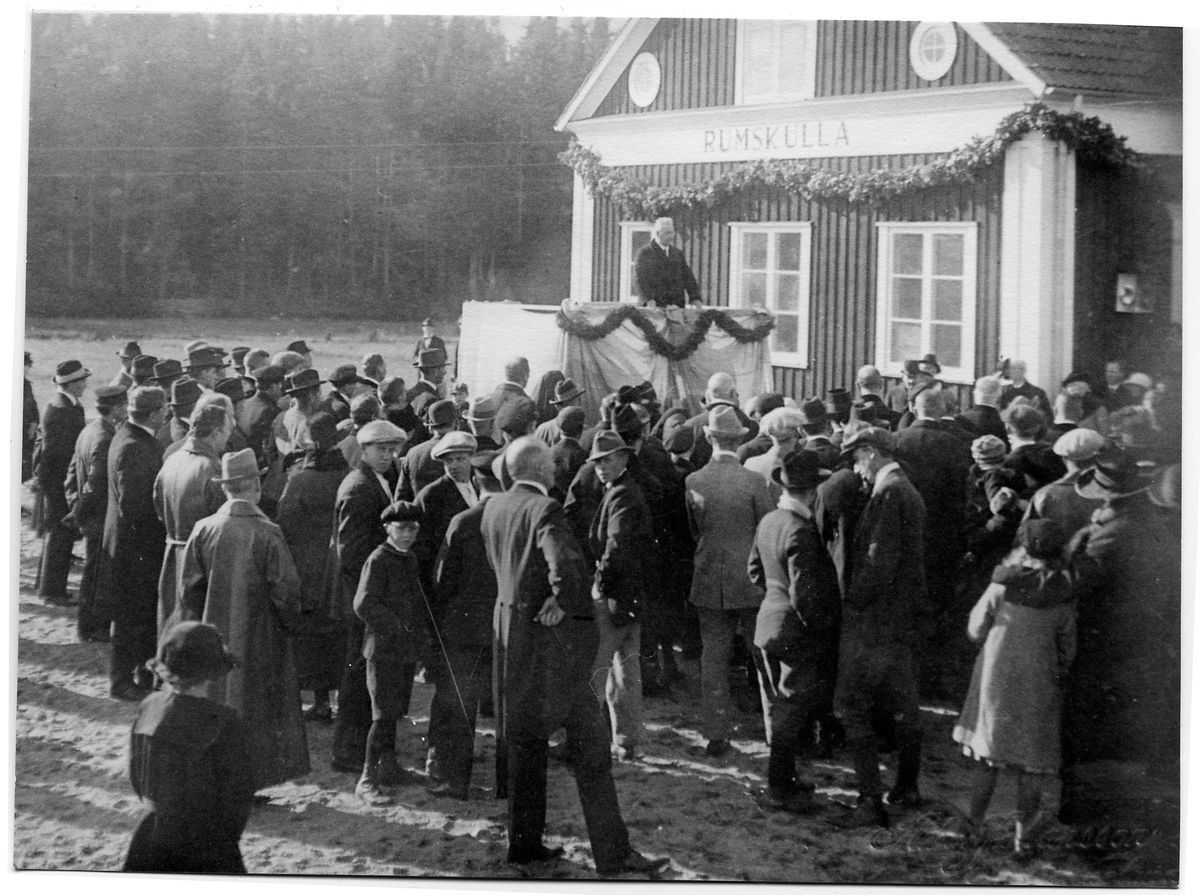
798 397 840 471
549 407 587 495
33 359 92 606
586 430 655 761
112 340 142 389
479 437 670 876
534 378 585 446
396 399 459 502
160 377 203 449
149 358 185 391
465 395 500 451
330 419 408 774
684 405 774 758
185 347 229 392
409 347 450 422
180 448 309 792
63 384 128 641
286 340 313 370
280 368 324 454
129 355 159 389
155 397 236 639
749 450 839 814
124 621 255 874
105 385 170 701
1061 452 1180 822
831 426 925 829
321 364 373 424
243 364 286 471
413 317 445 362
682 372 758 469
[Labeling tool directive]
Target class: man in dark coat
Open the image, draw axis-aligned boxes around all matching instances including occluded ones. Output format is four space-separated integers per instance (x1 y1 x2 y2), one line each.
412 317 446 362
586 431 654 761
749 451 840 814
998 359 1051 418
34 359 91 605
63 385 127 642
1001 404 1066 498
180 448 309 792
22 351 38 482
832 426 926 829
320 364 372 424
798 398 840 470
243 364 285 470
892 388 972 697
480 438 669 876
634 217 701 308
408 347 450 425
491 356 533 426
682 372 758 469
427 452 504 799
396 399 459 502
104 385 170 701
330 420 407 773
549 406 588 496
956 375 1008 445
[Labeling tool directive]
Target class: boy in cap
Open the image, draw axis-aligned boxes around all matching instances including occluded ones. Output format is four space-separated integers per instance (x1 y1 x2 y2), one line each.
352 500 432 804
124 621 255 874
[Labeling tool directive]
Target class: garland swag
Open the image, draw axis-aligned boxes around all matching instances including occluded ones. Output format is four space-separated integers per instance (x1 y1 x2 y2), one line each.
557 304 775 361
560 101 1141 218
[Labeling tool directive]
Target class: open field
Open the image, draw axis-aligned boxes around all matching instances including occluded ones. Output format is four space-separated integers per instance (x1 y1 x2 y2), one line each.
13 318 1180 884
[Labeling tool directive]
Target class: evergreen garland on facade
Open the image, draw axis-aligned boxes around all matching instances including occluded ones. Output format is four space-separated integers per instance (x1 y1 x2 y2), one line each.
560 102 1141 218
556 304 775 360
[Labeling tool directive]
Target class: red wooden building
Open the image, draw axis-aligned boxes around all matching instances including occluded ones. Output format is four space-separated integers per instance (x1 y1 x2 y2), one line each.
556 20 1182 402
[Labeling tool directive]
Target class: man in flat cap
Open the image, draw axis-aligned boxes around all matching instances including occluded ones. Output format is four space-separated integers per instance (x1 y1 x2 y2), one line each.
1023 428 1108 540
63 384 128 641
34 359 92 606
105 385 170 701
181 448 308 793
831 426 925 829
330 419 408 774
112 341 142 389
412 317 445 363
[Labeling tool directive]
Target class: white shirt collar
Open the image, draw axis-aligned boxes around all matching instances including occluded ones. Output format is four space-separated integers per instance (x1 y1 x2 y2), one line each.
514 479 549 496
711 447 740 461
57 388 80 407
132 421 158 438
452 478 478 507
872 461 901 496
373 470 391 496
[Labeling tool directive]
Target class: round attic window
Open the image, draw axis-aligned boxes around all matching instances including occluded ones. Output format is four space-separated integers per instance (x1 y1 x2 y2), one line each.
910 22 957 82
628 52 661 108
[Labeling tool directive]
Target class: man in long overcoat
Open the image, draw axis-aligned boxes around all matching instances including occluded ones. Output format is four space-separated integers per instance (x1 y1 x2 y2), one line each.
832 426 926 829
63 385 127 642
180 448 309 791
684 406 774 757
479 438 669 876
34 359 91 604
65 383 128 643
104 385 170 701
748 450 841 813
330 420 407 772
154 396 232 637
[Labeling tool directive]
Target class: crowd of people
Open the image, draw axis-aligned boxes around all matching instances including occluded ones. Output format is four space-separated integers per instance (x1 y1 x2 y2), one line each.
22 325 1182 873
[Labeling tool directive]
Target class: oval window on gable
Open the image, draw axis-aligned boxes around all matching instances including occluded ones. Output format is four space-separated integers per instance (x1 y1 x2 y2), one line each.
910 22 958 82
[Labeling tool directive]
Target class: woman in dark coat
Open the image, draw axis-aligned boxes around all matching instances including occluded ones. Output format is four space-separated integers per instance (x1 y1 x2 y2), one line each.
276 412 350 723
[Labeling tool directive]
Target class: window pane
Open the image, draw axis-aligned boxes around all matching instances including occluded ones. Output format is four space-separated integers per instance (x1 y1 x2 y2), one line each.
932 323 962 368
776 232 802 271
742 272 767 307
742 21 775 100
933 234 963 276
774 314 799 354
932 279 962 320
778 21 810 89
775 273 800 312
743 232 768 269
890 321 922 364
893 277 922 319
893 233 924 275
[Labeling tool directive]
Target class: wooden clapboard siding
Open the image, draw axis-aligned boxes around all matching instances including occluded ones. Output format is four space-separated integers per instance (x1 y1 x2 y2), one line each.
589 154 1003 406
594 20 1011 117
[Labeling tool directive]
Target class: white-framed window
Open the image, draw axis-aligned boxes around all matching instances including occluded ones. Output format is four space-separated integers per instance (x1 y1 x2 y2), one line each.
735 19 818 105
729 222 812 368
619 222 654 303
875 222 977 384
909 22 958 82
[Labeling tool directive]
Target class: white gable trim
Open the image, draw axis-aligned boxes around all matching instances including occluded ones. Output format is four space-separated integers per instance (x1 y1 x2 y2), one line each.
555 18 661 131
958 22 1047 98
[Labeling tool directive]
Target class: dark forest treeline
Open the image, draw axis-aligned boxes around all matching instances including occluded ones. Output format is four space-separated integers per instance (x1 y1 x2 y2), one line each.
27 13 610 319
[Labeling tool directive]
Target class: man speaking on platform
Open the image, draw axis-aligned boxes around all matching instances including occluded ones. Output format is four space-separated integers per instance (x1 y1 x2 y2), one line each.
635 217 702 308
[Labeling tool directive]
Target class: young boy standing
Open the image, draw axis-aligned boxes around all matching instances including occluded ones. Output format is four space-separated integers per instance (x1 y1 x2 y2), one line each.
124 621 255 873
353 500 431 805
